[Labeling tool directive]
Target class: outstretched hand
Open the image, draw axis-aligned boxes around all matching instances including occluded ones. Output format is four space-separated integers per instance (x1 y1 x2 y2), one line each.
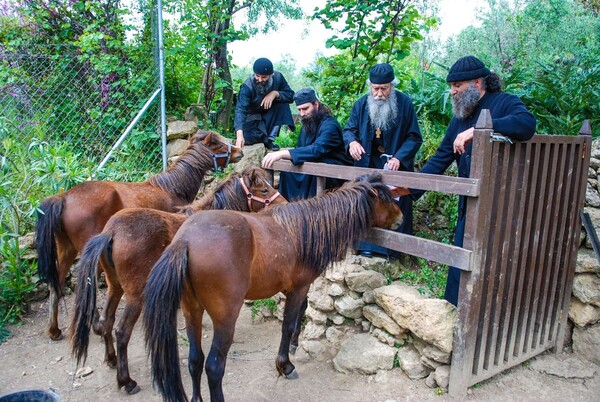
453 127 475 154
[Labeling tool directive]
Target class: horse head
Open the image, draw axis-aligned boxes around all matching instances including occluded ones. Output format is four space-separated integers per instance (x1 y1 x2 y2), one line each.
192 130 244 169
355 173 403 230
238 166 287 211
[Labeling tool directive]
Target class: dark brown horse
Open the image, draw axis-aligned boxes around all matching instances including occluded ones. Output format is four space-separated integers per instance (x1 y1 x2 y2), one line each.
36 130 242 340
69 166 284 395
142 173 403 402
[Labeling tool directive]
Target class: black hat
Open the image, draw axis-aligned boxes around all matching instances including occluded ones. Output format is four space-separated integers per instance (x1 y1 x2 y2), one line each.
253 58 274 75
369 63 395 84
294 88 317 106
446 55 491 82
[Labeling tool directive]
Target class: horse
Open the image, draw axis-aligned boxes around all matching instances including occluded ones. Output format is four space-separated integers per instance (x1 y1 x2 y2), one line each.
69 166 285 395
142 172 403 402
35 130 242 340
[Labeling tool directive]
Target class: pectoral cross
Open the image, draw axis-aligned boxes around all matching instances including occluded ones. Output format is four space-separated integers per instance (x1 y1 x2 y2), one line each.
375 128 381 139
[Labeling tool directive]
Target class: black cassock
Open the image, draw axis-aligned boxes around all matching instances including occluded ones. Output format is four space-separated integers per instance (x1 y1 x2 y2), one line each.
279 114 353 201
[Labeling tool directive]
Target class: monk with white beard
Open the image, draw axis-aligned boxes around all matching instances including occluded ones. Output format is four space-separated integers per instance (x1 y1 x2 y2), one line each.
343 62 423 258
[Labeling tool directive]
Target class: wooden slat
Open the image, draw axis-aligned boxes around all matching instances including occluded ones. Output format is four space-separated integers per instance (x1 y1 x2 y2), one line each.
501 143 533 364
365 228 472 270
270 160 480 196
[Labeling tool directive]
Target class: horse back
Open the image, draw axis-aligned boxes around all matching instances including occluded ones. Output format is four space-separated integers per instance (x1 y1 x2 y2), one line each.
178 210 302 302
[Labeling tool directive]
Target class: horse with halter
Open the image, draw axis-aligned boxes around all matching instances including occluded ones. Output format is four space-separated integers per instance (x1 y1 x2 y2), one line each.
35 130 242 340
69 166 284 395
143 172 403 402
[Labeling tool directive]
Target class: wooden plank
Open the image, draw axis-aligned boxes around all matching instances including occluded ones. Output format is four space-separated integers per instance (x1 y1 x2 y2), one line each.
530 143 560 349
449 124 495 397
365 228 472 270
500 143 533 364
476 143 510 373
270 160 480 196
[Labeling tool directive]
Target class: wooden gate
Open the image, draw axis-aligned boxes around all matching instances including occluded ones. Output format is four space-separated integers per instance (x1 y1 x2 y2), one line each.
268 111 592 396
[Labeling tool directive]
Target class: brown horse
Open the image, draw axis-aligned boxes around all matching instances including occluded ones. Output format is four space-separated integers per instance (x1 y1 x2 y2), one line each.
69 166 285 395
36 130 242 340
142 172 403 402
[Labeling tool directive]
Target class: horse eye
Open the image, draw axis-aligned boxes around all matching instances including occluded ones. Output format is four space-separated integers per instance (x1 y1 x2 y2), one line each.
261 189 268 195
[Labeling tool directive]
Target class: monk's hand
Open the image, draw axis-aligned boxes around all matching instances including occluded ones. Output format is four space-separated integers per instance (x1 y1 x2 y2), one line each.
453 127 475 154
349 141 365 161
261 91 279 109
390 186 411 197
386 157 401 171
235 130 245 149
261 150 289 169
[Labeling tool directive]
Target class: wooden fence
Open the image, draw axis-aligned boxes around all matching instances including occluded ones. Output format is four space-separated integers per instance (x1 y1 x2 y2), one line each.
268 110 592 396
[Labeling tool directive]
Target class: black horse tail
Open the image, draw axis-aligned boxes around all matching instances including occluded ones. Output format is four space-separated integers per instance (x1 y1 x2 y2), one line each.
35 195 64 297
69 233 111 366
143 239 189 402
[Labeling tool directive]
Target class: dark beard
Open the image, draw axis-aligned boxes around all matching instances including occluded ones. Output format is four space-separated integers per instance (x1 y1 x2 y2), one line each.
452 83 481 120
254 76 273 96
301 107 327 136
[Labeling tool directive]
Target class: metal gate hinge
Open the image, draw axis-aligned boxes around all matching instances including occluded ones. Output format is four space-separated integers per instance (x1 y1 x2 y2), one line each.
490 133 513 144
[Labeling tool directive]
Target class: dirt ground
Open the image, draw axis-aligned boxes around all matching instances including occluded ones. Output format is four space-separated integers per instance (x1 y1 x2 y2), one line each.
1 291 599 402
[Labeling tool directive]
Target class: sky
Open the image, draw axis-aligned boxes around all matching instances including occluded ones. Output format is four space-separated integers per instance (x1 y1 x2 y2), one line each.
228 0 487 69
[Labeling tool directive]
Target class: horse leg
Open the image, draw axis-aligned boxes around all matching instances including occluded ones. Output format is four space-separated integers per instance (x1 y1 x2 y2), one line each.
115 300 142 394
289 297 308 355
205 312 241 402
101 283 123 369
92 260 111 335
183 307 205 402
276 287 311 379
48 243 77 341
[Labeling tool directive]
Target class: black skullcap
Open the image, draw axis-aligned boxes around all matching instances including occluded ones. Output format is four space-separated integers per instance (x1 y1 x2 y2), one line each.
369 63 395 84
446 55 491 82
253 58 274 75
294 88 317 106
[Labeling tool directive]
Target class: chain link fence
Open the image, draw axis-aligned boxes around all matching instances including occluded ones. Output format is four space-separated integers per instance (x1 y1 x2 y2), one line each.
0 41 162 182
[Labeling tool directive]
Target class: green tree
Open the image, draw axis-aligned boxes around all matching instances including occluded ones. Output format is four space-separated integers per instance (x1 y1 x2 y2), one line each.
309 0 436 122
163 0 302 131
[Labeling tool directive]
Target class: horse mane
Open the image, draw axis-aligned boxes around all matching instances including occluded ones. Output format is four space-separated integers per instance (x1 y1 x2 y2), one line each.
193 166 270 212
268 173 394 274
147 134 215 203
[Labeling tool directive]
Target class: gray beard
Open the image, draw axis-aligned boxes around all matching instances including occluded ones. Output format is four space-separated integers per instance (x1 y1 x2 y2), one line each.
452 83 481 120
367 90 398 132
255 76 274 96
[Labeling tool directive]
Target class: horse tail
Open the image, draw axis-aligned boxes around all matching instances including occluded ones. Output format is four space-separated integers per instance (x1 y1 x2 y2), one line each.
69 233 111 366
35 195 64 297
143 239 189 402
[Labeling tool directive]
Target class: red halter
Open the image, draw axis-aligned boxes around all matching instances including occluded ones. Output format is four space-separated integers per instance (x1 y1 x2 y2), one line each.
238 177 282 212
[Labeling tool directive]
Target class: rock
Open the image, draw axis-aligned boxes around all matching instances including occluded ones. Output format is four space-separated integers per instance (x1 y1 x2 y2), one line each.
363 290 376 304
396 344 430 380
569 297 600 327
305 305 328 325
328 283 346 297
412 337 452 364
333 333 396 374
308 277 335 312
425 372 437 388
345 270 388 293
585 185 600 207
572 324 600 365
373 282 456 353
434 365 450 389
167 138 189 158
18 232 36 260
572 274 600 306
233 144 266 174
302 321 326 340
334 294 365 319
325 326 346 349
300 340 329 361
75 367 93 378
372 328 397 347
576 248 600 274
167 120 197 140
325 259 364 283
529 352 598 379
362 304 404 337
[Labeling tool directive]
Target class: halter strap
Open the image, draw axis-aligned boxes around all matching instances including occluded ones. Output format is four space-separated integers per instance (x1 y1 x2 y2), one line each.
212 143 232 171
238 177 282 212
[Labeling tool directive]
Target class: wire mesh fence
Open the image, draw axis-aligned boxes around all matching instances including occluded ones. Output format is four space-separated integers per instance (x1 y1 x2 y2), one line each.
0 42 161 182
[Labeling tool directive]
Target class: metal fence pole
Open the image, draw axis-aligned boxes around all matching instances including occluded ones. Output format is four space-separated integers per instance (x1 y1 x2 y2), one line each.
157 0 167 171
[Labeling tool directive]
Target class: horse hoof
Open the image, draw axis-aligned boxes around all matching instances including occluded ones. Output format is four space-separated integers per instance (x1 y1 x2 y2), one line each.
125 383 141 394
289 345 297 355
49 330 63 341
285 369 299 380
